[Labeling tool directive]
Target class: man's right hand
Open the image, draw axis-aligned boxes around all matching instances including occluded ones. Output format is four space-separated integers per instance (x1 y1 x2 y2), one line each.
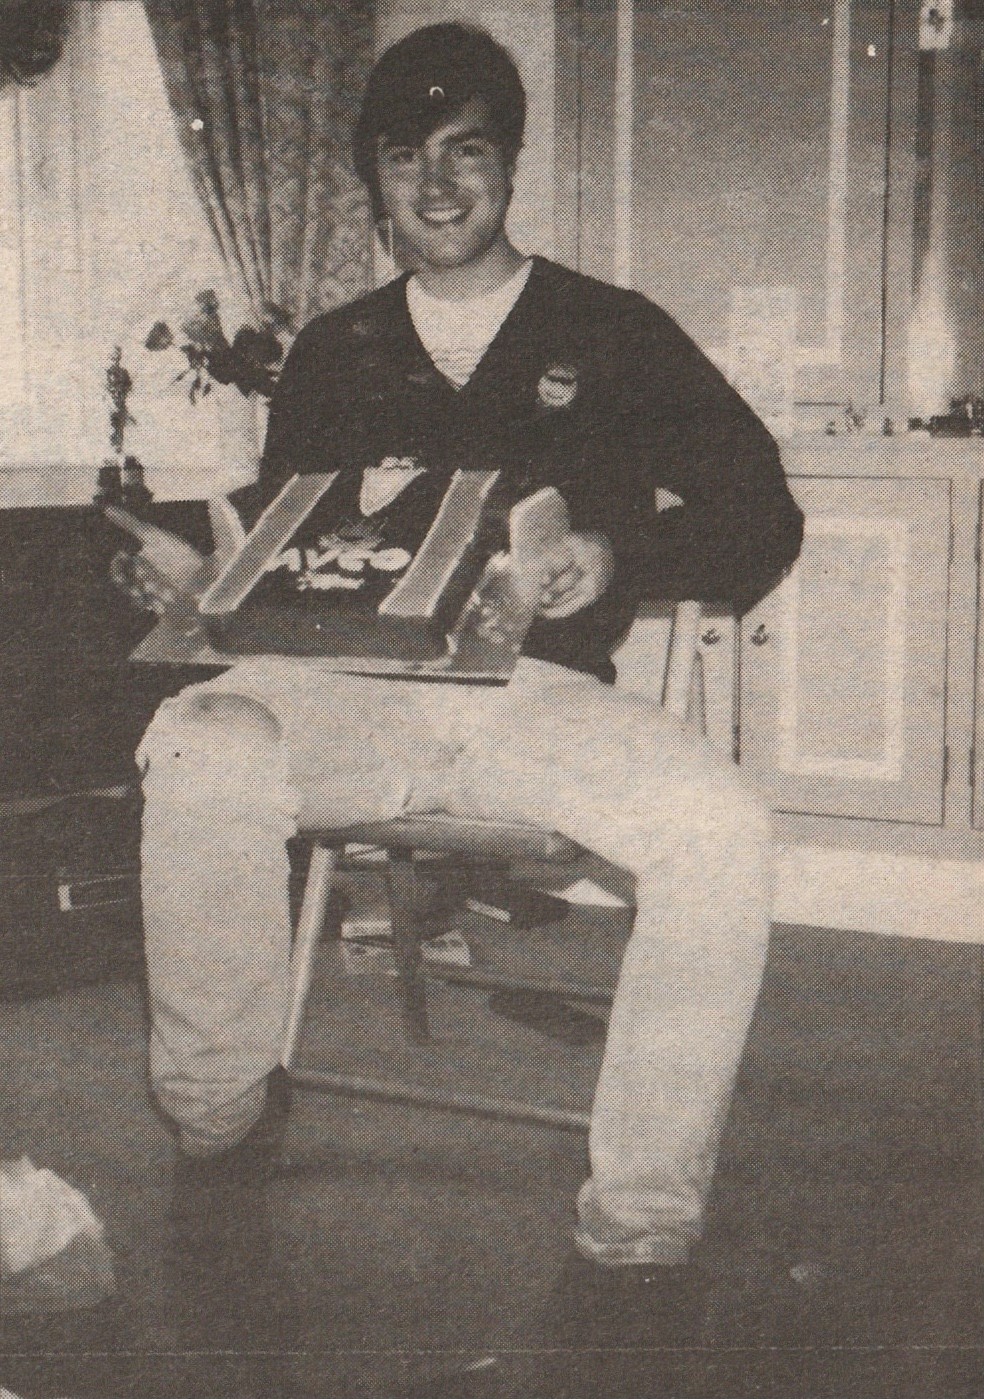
535 530 615 618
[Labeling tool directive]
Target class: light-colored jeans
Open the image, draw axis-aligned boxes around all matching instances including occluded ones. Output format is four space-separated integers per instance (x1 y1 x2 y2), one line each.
138 656 772 1267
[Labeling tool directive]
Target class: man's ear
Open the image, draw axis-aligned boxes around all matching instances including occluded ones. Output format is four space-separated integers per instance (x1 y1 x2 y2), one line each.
505 143 523 201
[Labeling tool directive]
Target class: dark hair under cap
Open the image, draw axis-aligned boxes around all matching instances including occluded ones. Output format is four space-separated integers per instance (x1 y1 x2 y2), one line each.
353 23 526 220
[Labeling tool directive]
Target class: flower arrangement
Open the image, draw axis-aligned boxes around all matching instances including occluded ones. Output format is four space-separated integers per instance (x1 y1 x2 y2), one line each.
96 291 291 498
144 291 293 404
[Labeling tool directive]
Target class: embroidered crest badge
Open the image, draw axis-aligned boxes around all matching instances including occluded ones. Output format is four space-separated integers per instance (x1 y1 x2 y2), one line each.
359 456 426 516
537 363 578 409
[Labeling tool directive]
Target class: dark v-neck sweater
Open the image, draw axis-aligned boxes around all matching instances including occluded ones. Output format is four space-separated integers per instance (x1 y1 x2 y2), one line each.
232 256 804 680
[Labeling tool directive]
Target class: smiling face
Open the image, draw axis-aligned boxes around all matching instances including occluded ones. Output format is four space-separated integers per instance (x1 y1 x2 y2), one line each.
376 97 521 298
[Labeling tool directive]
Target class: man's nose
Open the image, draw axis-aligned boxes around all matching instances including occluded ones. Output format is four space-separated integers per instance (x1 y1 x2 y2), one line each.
421 150 455 195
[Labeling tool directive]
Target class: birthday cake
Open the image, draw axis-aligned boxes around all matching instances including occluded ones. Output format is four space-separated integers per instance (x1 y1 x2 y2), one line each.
196 462 569 674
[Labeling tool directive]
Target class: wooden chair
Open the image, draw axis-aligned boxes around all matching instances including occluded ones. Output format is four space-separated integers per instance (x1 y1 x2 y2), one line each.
280 601 703 1134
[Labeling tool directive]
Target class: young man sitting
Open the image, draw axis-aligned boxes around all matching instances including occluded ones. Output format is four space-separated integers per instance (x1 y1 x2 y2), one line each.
136 20 803 1341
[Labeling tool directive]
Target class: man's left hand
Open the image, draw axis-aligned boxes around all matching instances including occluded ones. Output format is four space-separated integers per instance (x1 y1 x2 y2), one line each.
537 531 615 619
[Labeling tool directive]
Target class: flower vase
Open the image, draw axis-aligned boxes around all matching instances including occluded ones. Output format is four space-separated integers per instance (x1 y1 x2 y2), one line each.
125 373 261 499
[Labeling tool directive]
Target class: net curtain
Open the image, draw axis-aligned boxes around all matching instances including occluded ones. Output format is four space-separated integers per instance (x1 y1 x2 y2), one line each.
143 0 374 330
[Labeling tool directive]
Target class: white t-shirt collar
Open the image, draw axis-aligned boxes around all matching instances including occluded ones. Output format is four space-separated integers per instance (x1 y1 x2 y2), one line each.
406 259 534 387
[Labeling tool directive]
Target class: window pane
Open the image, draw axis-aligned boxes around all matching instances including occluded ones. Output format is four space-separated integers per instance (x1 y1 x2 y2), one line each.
0 0 236 502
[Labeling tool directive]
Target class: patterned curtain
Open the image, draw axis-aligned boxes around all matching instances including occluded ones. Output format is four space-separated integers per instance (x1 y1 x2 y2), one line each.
144 0 373 329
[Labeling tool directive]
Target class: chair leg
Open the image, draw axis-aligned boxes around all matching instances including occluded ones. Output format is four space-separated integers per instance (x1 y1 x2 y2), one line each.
281 844 337 1070
385 849 430 1045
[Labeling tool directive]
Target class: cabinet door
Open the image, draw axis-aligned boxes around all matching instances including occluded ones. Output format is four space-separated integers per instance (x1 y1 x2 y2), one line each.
615 603 736 756
975 484 984 830
739 477 950 822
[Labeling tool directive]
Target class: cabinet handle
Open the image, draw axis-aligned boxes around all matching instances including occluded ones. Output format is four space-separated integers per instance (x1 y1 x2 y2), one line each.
749 623 769 646
701 627 721 645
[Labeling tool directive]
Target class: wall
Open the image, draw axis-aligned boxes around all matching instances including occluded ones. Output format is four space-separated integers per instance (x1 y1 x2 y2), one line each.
573 0 920 422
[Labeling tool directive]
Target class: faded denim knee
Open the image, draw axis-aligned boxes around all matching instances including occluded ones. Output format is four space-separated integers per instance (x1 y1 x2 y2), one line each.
138 688 295 827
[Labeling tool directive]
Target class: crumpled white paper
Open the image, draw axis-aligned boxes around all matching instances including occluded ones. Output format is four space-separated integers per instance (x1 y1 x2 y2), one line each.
0 1157 115 1312
0 1157 105 1277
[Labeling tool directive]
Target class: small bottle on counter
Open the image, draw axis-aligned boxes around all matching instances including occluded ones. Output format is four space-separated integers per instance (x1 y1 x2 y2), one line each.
94 461 123 508
121 456 153 515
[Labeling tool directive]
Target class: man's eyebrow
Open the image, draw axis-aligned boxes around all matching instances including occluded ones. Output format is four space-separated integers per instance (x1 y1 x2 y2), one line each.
445 127 501 147
379 125 495 152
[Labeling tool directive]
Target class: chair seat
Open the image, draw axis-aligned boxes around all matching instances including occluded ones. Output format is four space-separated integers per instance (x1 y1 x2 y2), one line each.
300 814 579 863
284 599 703 1132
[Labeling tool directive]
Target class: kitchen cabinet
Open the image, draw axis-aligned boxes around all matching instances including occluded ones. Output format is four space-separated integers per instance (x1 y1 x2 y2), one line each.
614 604 737 756
557 0 984 899
738 475 950 823
975 483 984 831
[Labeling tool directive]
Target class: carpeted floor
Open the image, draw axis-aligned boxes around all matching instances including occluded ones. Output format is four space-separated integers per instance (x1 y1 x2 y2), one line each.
2 898 982 1399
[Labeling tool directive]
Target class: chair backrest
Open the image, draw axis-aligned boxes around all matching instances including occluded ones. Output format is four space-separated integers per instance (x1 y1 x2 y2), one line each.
661 600 702 720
